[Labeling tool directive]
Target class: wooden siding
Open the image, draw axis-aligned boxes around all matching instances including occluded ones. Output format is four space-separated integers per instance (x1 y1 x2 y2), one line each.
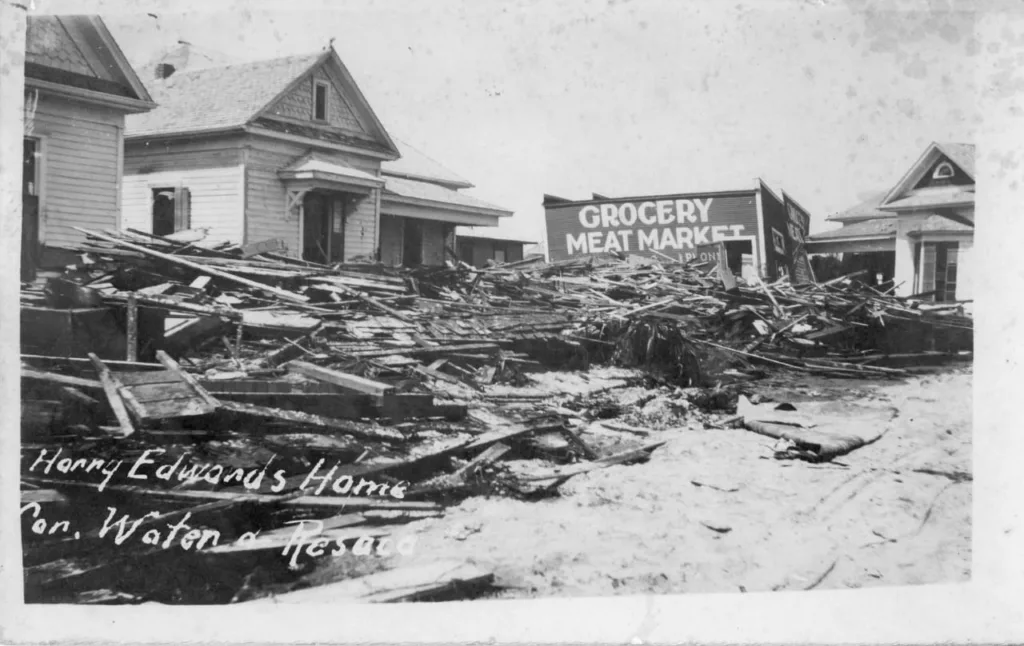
344 191 378 260
419 220 447 266
379 214 404 266
461 239 525 268
245 135 381 258
124 136 246 174
759 187 790 280
122 165 245 242
30 94 121 248
267 68 365 133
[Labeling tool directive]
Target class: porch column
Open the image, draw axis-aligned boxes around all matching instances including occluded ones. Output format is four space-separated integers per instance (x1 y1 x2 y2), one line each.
893 223 917 297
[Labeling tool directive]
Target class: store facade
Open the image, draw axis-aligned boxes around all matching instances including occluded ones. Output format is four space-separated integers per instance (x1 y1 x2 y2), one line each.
543 179 811 281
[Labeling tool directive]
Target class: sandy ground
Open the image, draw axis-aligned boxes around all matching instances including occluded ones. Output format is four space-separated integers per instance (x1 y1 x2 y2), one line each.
372 366 972 598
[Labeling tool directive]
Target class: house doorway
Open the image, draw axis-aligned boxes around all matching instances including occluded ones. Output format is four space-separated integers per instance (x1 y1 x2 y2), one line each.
302 192 330 264
403 218 423 266
22 138 40 281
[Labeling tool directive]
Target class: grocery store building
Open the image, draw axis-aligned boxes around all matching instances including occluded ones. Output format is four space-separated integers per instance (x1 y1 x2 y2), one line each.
543 180 812 282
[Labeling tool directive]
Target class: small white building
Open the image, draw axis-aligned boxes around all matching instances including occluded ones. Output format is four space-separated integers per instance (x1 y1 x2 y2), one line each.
806 142 974 303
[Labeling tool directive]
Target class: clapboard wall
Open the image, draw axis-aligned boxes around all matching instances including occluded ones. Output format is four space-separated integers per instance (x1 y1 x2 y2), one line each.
244 135 380 260
122 136 246 242
29 94 122 248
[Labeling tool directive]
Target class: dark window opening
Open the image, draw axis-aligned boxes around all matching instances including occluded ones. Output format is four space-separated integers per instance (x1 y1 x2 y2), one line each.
313 81 328 121
723 239 753 276
152 187 191 236
22 138 40 280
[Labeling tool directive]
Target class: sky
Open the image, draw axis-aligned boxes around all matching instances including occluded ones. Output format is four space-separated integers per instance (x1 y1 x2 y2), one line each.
84 0 978 252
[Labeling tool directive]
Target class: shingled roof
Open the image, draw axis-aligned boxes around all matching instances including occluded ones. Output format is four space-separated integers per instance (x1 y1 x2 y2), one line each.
125 51 326 138
937 142 974 179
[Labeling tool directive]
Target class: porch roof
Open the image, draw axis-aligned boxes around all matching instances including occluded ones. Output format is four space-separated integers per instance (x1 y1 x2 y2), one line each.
807 218 897 241
904 213 975 236
382 176 512 218
277 154 384 191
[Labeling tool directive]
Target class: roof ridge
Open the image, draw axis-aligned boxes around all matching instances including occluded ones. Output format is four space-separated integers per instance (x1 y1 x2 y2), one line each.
154 50 325 82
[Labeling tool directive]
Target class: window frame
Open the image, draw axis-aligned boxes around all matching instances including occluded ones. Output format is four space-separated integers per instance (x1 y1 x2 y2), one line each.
312 80 330 122
932 161 955 180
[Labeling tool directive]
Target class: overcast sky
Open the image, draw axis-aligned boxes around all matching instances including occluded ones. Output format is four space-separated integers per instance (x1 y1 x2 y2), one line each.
89 0 978 249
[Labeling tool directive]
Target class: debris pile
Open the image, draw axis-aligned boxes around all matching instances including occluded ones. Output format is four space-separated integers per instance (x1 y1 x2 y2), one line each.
19 229 972 604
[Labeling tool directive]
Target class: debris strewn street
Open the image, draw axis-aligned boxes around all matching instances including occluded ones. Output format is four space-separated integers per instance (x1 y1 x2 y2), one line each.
20 227 972 603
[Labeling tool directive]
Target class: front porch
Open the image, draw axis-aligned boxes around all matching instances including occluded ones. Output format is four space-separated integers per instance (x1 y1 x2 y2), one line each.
279 153 384 264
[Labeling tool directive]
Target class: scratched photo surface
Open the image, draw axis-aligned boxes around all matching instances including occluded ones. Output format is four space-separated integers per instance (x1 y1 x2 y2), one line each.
19 3 973 605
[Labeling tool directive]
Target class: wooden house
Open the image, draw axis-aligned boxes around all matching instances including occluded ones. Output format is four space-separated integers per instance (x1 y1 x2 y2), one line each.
455 226 536 268
21 15 155 278
122 47 512 266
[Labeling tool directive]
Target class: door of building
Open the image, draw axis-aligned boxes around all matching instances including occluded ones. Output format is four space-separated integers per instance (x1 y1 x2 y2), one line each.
302 192 330 264
403 218 423 266
22 138 39 281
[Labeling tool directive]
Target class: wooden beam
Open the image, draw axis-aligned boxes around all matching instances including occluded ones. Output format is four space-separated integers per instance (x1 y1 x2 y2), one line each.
287 360 395 397
73 227 309 303
125 293 138 362
86 353 135 437
22 368 101 390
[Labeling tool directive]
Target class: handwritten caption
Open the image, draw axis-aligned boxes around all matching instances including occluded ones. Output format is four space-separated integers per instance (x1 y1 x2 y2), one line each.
22 448 418 567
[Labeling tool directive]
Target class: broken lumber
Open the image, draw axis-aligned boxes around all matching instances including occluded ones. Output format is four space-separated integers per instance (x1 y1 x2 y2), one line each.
216 399 405 442
86 353 135 437
73 227 309 304
287 360 395 397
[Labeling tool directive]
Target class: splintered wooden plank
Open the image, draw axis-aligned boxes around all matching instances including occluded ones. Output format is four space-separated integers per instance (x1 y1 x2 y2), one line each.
287 361 395 397
216 399 405 442
117 371 182 387
141 397 216 419
73 227 309 303
86 353 134 437
22 368 101 391
155 350 220 409
128 382 196 403
252 560 494 604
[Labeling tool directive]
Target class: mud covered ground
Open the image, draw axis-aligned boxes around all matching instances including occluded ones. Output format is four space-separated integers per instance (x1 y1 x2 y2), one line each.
351 366 972 598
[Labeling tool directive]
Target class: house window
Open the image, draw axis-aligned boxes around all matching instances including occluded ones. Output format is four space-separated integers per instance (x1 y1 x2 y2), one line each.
152 187 191 236
918 241 959 302
494 247 507 264
932 162 955 180
313 81 329 121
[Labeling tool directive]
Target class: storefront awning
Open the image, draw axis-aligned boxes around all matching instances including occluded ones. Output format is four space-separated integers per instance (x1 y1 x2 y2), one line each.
381 175 512 226
278 154 384 193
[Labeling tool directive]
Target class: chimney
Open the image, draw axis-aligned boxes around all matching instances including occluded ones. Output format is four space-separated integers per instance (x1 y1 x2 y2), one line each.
154 62 176 80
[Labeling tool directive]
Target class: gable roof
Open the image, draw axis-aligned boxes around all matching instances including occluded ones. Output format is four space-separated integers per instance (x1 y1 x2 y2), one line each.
25 15 154 112
881 141 975 209
124 47 400 158
125 51 325 138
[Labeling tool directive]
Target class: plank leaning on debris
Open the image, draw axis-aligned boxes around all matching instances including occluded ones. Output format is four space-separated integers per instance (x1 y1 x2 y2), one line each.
72 227 310 304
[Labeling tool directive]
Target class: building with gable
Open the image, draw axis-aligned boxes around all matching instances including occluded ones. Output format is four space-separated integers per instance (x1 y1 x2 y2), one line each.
21 15 155 279
806 142 974 302
122 47 512 266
